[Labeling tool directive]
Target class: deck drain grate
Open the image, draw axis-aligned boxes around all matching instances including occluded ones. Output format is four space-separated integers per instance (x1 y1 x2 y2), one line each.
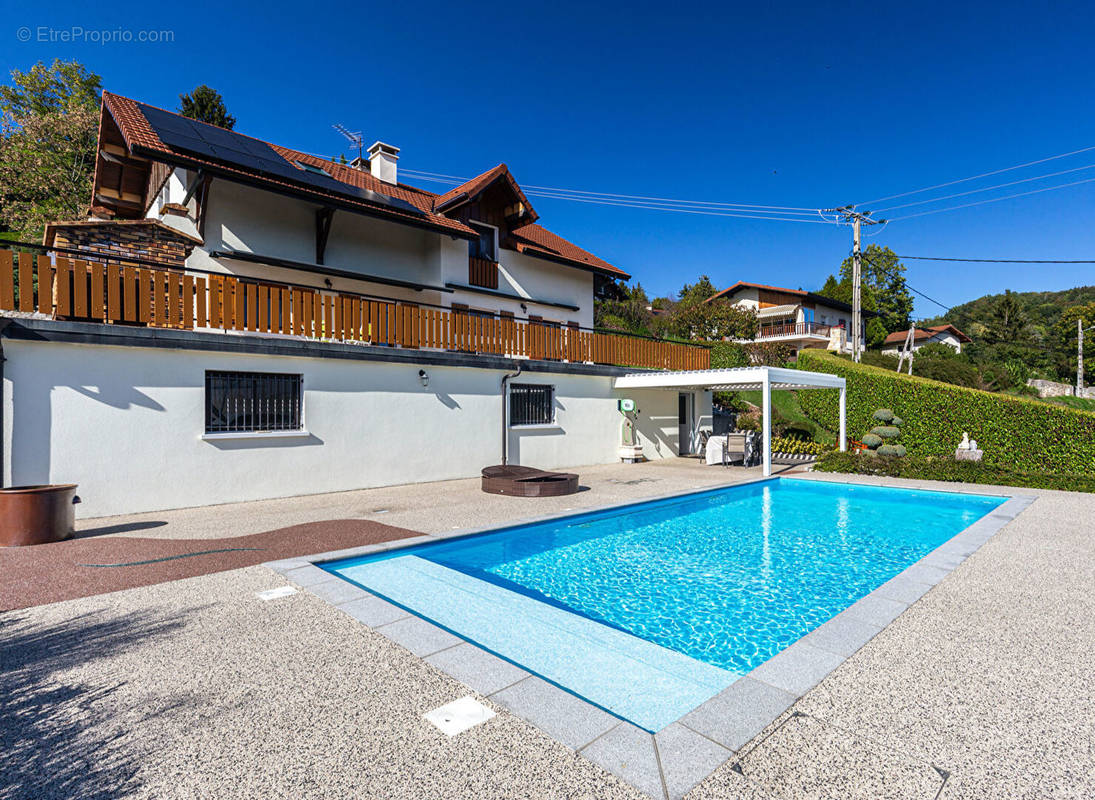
424 696 496 737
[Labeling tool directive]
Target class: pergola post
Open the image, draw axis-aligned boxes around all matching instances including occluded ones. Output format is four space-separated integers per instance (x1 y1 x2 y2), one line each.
762 369 772 477
838 386 847 452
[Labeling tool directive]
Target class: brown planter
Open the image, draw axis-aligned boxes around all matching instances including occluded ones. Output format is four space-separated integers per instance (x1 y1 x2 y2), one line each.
0 484 80 546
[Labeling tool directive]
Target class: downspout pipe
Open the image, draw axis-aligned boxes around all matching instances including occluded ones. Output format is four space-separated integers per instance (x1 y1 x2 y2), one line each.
500 363 522 465
0 318 12 488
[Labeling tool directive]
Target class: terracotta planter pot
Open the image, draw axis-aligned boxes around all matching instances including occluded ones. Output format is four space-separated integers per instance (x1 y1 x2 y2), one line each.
0 484 80 546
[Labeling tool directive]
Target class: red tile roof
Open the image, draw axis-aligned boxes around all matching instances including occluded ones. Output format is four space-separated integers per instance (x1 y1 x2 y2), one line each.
102 93 474 238
434 164 538 223
509 223 623 276
100 93 625 278
706 281 867 315
883 324 971 345
707 281 809 302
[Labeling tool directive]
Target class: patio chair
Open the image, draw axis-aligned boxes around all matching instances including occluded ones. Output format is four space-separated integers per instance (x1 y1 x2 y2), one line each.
721 433 748 467
697 430 712 454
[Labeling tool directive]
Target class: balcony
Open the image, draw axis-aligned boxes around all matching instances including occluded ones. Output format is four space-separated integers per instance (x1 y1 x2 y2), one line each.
0 247 710 372
756 321 833 341
468 256 499 289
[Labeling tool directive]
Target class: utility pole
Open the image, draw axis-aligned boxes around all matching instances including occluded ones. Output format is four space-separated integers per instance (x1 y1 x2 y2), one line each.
852 216 862 362
1080 318 1087 397
823 206 885 362
896 324 916 375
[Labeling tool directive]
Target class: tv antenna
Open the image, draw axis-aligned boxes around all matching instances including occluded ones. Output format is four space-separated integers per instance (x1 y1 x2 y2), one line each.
333 124 364 161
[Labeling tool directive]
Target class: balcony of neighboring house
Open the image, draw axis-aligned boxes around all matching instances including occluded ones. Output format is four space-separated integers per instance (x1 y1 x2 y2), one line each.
0 243 711 373
756 320 833 341
752 304 828 343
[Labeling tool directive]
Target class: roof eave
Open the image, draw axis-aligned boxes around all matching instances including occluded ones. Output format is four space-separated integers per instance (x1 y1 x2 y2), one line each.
131 147 478 241
517 246 629 280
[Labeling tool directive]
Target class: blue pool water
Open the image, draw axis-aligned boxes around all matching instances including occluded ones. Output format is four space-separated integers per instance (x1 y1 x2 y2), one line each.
325 478 1004 730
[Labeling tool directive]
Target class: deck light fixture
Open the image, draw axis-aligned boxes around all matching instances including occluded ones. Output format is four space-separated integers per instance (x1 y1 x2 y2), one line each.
418 369 429 387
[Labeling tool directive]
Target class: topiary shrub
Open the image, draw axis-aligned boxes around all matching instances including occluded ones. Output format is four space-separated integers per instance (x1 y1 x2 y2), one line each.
892 416 904 428
892 444 907 457
857 408 906 457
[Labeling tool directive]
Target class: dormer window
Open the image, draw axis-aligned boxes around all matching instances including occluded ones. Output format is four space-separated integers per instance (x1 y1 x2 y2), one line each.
294 161 331 177
469 222 497 262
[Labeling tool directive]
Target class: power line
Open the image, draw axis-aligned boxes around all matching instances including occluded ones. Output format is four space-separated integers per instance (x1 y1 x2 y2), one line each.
399 168 826 214
905 284 952 312
894 255 1095 264
513 193 840 223
859 253 952 312
873 161 1095 213
886 175 1095 221
858 143 1095 206
523 189 825 215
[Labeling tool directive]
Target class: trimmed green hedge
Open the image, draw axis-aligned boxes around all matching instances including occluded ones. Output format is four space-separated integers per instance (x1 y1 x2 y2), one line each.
797 350 1095 475
814 451 1095 493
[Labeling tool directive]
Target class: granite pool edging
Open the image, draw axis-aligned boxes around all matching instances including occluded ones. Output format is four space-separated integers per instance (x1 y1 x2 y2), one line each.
264 478 1035 800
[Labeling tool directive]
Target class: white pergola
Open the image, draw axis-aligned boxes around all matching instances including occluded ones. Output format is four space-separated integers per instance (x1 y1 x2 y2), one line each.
614 366 847 476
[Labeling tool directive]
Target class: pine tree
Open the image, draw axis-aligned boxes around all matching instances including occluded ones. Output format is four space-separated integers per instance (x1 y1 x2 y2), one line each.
178 86 235 129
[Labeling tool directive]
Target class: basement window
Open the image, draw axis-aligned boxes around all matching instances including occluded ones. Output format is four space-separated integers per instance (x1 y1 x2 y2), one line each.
205 371 303 434
509 383 555 426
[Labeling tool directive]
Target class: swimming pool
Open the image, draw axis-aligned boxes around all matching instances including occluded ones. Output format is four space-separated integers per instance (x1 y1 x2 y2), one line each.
324 478 1005 730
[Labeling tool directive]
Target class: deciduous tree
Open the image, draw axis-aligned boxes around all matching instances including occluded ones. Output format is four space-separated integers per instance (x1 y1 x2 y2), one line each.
0 60 101 238
822 245 913 337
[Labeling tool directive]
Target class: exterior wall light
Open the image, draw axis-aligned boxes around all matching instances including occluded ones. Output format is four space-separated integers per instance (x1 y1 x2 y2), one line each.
418 369 429 387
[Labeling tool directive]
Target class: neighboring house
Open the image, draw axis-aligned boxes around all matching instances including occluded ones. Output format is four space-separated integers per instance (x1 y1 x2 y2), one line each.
881 324 971 355
705 282 865 353
1 93 711 517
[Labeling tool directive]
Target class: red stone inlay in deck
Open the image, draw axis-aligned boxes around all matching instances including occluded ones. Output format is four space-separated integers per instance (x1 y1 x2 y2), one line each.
0 519 421 611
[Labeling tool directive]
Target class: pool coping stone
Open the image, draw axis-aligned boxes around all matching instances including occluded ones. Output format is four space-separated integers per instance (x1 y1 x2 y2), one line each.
267 475 1036 800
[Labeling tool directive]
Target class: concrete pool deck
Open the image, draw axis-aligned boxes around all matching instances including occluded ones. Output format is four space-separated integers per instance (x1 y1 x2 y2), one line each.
3 463 1094 799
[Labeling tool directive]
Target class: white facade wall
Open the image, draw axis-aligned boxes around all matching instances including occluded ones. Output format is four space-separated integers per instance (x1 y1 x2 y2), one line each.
881 332 963 356
150 170 596 324
3 339 708 518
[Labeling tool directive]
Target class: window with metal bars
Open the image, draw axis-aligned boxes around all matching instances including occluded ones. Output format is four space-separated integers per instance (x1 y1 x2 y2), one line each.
509 383 554 426
205 371 303 433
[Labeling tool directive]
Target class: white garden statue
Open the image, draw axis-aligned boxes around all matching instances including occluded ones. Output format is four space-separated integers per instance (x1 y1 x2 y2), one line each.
959 432 970 450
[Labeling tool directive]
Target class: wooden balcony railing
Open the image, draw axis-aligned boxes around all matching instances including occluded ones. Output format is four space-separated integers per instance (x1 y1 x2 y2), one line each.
0 250 710 371
468 256 499 289
757 321 832 339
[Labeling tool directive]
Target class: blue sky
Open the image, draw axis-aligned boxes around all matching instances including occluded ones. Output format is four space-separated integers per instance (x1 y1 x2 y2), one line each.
5 0 1095 317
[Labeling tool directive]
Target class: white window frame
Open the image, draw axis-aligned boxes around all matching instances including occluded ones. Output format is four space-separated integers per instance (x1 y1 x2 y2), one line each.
508 382 558 429
468 221 500 263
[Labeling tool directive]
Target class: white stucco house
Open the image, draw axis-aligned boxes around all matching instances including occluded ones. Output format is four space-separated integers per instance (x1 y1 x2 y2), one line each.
705 282 867 353
881 324 971 355
1 92 713 517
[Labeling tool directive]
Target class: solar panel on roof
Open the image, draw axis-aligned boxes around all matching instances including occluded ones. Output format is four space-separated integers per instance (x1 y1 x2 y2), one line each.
136 103 423 217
